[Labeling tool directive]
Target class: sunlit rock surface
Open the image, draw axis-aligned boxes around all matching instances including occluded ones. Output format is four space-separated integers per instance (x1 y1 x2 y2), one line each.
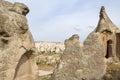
0 1 37 80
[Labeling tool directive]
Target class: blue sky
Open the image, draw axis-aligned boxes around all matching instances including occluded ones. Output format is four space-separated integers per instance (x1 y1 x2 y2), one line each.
7 0 120 42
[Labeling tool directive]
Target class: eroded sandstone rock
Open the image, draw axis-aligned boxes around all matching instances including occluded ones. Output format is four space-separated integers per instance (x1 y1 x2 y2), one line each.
0 1 37 80
95 6 120 80
52 33 106 80
95 6 120 62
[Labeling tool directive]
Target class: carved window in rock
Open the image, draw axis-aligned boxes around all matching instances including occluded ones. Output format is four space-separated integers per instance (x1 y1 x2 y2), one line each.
116 33 120 59
105 40 112 58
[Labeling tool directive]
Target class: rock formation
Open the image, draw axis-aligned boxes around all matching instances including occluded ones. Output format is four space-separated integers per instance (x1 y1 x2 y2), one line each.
52 6 120 80
95 6 120 62
0 1 37 80
95 6 120 80
52 34 106 80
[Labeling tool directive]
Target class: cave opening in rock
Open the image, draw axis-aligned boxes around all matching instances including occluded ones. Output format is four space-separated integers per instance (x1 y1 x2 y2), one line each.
105 40 112 58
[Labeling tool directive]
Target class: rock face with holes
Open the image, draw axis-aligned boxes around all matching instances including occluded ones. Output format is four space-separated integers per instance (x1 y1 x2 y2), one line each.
95 6 120 80
52 6 120 80
95 6 120 62
0 1 37 80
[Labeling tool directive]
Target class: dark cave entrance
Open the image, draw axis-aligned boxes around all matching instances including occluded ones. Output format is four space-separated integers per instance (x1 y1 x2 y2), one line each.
105 40 112 58
116 33 120 59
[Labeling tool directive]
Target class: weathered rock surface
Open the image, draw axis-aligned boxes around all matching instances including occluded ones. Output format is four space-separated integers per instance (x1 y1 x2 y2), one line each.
52 34 84 80
0 1 37 80
83 32 106 79
95 6 120 80
52 34 106 80
52 6 120 80
95 6 120 62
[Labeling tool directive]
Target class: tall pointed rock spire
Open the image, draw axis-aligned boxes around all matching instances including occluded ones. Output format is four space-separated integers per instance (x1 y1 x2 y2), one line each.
95 6 118 33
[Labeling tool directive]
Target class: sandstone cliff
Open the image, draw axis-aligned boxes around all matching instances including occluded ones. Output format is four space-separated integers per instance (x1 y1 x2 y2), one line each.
0 1 37 80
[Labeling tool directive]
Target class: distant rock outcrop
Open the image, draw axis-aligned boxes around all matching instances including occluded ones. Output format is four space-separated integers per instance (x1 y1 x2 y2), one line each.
0 1 37 80
35 41 65 76
52 6 120 80
35 41 65 54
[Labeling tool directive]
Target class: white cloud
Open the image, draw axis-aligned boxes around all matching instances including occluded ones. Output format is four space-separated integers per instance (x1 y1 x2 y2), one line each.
36 10 98 42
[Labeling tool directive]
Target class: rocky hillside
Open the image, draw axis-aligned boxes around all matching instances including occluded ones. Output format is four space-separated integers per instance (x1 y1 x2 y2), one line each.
35 41 64 79
35 41 65 54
